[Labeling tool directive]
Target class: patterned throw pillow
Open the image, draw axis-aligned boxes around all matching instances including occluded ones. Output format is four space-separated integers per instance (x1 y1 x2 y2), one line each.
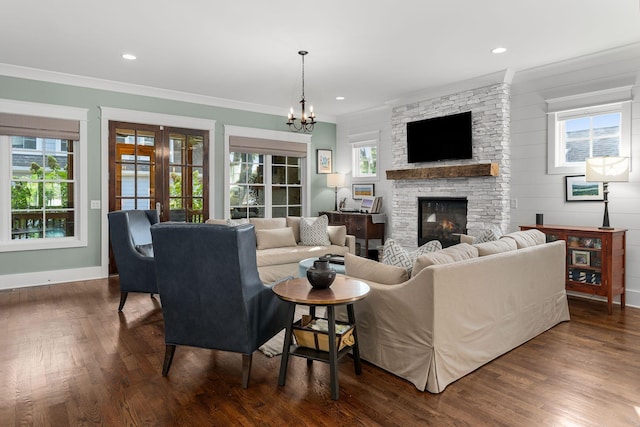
300 215 331 246
474 226 503 244
382 239 442 273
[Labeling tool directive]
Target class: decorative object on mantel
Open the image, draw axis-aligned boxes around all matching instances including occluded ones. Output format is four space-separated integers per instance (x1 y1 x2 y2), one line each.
287 50 316 133
386 163 499 180
326 173 345 211
585 156 629 229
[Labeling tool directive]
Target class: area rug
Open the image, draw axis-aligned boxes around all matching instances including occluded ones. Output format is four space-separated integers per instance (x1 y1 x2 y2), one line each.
259 306 326 357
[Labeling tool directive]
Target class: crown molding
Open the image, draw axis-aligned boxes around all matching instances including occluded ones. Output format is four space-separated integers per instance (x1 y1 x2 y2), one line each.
0 62 337 124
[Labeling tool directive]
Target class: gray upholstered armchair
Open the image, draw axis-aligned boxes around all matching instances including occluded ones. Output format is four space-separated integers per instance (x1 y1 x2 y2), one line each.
150 222 289 388
107 209 159 311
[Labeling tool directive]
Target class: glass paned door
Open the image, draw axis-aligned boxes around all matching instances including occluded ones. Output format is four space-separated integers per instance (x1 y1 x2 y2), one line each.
108 121 209 273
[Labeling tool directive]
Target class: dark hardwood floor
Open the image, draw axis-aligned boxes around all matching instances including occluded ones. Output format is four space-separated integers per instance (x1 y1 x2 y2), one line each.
2 278 640 426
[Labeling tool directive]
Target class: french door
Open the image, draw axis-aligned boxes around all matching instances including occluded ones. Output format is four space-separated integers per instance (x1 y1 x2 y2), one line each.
108 121 209 272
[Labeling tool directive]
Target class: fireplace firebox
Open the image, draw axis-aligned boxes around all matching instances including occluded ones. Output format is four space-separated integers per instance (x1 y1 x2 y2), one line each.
418 197 468 248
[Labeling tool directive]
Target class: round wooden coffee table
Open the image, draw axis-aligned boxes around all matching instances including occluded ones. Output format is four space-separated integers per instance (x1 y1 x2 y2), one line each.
273 275 370 400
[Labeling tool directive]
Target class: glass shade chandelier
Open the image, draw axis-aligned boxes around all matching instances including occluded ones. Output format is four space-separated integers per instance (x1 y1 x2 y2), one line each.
287 50 316 133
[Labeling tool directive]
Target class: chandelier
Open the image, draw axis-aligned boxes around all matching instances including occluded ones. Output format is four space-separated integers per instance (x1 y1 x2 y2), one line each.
287 50 316 133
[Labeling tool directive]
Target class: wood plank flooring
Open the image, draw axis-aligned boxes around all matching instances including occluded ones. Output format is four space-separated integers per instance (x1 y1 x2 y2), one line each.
1 278 640 426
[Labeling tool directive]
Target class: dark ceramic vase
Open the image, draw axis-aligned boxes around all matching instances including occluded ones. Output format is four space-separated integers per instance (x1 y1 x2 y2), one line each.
306 260 336 289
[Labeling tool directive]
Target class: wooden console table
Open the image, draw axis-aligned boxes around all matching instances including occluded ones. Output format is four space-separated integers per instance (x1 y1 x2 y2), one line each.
319 211 385 258
520 224 626 314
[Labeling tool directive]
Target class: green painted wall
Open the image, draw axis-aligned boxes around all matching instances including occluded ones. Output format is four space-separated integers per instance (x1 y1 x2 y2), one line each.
0 75 336 276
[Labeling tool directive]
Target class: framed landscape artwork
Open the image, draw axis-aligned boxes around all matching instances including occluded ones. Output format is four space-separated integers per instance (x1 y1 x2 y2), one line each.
565 175 604 202
352 184 374 200
316 149 332 174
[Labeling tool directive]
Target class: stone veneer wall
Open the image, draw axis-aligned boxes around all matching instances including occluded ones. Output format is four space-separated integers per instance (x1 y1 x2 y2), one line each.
389 83 511 249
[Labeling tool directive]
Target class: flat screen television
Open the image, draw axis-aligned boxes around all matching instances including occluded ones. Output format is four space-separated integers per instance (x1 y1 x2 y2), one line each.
406 111 473 163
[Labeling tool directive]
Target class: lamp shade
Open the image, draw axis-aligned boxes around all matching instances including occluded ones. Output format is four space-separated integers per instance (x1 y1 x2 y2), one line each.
585 157 629 182
326 173 345 188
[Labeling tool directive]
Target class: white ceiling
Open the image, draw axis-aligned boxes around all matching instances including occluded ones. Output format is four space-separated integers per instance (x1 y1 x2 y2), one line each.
2 1 640 121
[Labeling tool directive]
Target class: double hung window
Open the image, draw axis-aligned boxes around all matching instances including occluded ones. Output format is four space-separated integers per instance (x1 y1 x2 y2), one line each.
0 100 87 252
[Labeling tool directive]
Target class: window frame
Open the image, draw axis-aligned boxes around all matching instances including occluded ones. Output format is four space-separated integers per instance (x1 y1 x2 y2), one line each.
546 87 632 175
0 99 88 252
224 125 311 219
350 130 380 182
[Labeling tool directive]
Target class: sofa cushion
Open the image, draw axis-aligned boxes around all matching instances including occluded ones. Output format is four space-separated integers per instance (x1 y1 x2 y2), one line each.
286 216 302 242
135 243 154 257
474 238 517 256
256 244 349 267
300 215 331 246
412 243 479 276
382 238 442 274
205 218 228 225
255 228 297 250
250 217 287 230
345 253 408 285
327 225 347 246
501 229 546 248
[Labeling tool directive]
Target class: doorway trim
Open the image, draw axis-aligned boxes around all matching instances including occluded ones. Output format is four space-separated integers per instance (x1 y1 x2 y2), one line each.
99 107 216 275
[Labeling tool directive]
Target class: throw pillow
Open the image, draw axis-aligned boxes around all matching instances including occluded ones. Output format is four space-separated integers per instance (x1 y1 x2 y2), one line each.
411 243 478 276
255 228 297 250
286 216 302 242
474 239 517 256
249 217 287 230
227 218 250 226
345 253 408 285
474 226 503 244
327 225 347 246
382 239 442 274
299 215 331 246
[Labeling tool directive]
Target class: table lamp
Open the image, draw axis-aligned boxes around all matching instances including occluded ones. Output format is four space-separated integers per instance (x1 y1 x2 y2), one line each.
326 173 345 211
585 156 629 229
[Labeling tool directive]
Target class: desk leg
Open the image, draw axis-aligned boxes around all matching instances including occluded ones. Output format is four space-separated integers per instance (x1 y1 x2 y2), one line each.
327 306 339 400
347 304 362 375
278 303 296 387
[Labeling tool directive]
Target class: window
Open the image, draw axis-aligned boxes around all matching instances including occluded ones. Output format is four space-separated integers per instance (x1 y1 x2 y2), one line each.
0 100 87 252
225 126 310 219
350 131 379 180
547 88 631 174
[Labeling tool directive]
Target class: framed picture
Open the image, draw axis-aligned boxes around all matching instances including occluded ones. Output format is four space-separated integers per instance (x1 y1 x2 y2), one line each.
565 175 604 202
571 250 591 267
316 149 332 174
352 183 374 200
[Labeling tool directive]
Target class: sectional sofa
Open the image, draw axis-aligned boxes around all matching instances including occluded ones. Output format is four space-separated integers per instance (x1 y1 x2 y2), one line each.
340 229 570 393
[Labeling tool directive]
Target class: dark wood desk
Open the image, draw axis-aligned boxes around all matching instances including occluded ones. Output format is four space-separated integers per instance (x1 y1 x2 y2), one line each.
273 276 370 400
319 211 385 257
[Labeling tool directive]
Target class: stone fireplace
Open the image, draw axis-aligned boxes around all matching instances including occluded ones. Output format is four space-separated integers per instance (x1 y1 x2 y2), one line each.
388 82 511 249
418 197 467 248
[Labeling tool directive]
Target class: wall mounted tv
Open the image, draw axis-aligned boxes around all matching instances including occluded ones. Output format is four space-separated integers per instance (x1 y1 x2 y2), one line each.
406 111 473 163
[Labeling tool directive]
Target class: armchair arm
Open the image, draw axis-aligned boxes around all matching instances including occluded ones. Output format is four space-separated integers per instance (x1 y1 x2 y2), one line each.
345 235 356 254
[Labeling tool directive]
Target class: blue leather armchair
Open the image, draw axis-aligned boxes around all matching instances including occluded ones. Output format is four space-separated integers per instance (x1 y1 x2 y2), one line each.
150 222 289 388
108 209 159 311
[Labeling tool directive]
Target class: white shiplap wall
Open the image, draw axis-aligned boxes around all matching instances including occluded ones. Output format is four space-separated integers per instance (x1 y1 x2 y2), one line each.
510 43 640 308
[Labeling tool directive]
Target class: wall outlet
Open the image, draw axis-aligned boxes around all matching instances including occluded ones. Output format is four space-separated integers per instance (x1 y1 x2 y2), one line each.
90 200 101 209
510 199 518 209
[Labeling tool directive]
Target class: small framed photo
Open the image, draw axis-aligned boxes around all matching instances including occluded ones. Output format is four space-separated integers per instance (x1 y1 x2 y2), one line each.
316 149 332 174
572 250 591 266
565 175 604 202
352 183 374 200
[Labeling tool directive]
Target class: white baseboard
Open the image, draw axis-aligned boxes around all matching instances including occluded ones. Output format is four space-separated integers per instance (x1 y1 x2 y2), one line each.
0 266 107 291
567 289 639 310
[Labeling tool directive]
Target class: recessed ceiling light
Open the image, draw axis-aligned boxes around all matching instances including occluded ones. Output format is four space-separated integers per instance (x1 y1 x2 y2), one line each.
491 47 507 54
122 53 137 60
336 96 345 101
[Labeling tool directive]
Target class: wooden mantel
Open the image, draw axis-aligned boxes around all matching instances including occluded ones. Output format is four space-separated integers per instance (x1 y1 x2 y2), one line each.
386 163 499 180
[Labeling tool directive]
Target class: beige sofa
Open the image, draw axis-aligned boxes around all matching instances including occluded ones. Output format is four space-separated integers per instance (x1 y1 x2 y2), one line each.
206 217 356 283
340 230 570 393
